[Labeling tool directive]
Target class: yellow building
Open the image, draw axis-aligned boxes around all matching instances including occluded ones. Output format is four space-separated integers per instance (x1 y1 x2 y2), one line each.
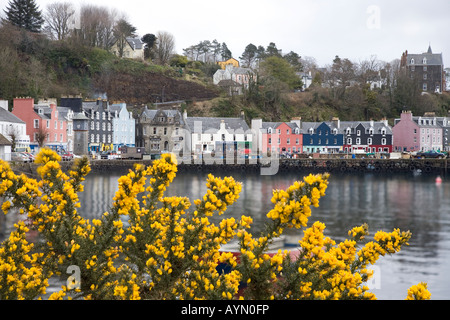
217 58 240 70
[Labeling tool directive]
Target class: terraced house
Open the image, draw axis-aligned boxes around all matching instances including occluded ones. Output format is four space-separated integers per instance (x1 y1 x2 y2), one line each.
393 111 443 152
12 98 69 152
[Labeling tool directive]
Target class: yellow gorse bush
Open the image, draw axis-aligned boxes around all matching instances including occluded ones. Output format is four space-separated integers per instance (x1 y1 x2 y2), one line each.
0 148 430 300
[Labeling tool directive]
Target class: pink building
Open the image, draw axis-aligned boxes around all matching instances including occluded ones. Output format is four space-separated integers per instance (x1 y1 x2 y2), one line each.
12 98 68 152
393 111 443 152
261 122 302 154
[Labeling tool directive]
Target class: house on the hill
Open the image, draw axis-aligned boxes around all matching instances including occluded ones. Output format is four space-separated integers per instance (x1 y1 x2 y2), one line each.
111 37 145 60
213 64 254 95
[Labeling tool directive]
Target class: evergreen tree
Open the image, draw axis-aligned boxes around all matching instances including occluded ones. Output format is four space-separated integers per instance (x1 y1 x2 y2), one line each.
3 0 44 33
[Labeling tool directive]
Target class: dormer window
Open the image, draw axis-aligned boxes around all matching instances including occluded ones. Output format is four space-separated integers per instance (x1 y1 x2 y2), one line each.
423 57 427 64
267 127 273 134
38 108 43 115
410 58 415 65
308 128 314 134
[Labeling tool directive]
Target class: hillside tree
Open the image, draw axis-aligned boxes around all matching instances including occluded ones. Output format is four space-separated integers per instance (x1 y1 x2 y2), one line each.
142 33 157 60
113 18 137 58
43 2 75 40
3 0 44 32
240 43 258 68
155 31 175 65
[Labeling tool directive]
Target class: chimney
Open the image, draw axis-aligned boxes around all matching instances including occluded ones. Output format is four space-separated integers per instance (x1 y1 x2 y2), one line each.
240 110 245 120
290 117 302 129
0 100 8 111
332 117 340 129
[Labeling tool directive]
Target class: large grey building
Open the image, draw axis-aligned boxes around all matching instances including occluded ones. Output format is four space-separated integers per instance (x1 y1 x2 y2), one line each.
136 107 190 156
401 45 445 93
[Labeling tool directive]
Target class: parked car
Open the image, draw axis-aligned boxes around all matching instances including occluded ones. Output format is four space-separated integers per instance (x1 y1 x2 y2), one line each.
22 152 35 162
11 152 30 163
61 153 74 161
415 151 447 159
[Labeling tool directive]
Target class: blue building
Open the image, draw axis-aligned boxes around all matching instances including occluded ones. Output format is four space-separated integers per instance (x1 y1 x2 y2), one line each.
301 119 344 153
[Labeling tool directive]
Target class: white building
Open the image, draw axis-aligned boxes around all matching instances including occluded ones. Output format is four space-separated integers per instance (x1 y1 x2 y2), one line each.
0 100 30 153
110 103 136 150
185 112 252 157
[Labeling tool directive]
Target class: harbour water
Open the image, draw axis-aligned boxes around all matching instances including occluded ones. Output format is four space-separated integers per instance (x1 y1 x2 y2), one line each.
2 168 450 300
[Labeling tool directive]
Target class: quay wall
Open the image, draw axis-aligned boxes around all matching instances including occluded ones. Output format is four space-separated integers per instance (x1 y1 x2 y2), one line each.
9 158 450 176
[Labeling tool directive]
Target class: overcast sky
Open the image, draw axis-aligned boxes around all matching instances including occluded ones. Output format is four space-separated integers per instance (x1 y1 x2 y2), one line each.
1 0 449 67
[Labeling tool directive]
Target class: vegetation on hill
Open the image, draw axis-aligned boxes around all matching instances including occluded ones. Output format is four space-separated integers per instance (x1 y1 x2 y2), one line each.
0 22 220 107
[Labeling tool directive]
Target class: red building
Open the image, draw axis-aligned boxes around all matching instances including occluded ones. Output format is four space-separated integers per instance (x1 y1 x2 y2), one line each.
12 98 69 152
261 122 302 155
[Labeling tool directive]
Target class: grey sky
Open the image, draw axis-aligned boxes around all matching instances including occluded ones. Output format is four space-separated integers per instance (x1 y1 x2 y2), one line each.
1 0 449 67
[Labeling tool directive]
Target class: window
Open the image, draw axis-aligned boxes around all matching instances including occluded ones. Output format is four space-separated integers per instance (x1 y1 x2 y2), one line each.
410 58 415 64
91 134 94 142
153 127 157 135
296 138 299 145
287 138 290 145
423 57 427 64
381 138 386 145
268 138 272 144
286 129 290 135
356 138 361 145
96 134 100 143
164 128 167 135
102 123 106 131
60 134 63 142
357 130 361 136
367 138 372 145
423 74 427 80
60 121 63 129
423 83 428 91
424 66 427 72
347 138 352 145
46 120 50 129
96 122 100 130
34 119 39 128
267 128 273 134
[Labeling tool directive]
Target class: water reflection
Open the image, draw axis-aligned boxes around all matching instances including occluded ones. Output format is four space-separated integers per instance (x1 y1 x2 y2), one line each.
1 169 449 299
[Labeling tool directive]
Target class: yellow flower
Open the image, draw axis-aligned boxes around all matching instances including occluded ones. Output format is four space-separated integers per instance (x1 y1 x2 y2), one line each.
406 282 431 300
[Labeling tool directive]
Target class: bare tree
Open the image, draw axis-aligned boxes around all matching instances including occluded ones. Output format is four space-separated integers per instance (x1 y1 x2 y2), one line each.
35 126 48 148
155 31 175 65
44 2 74 40
79 4 117 49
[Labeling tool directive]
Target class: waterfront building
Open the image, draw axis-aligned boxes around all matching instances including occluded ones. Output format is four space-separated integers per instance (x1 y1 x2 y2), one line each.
82 99 114 153
185 112 251 156
12 98 68 152
341 119 393 153
302 119 343 154
136 107 190 156
393 111 443 152
0 100 30 153
110 103 136 151
257 121 302 155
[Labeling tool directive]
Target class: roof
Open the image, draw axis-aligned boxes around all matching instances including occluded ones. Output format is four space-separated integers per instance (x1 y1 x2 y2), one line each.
406 46 443 66
126 37 144 50
0 107 25 124
141 108 186 126
0 134 12 145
